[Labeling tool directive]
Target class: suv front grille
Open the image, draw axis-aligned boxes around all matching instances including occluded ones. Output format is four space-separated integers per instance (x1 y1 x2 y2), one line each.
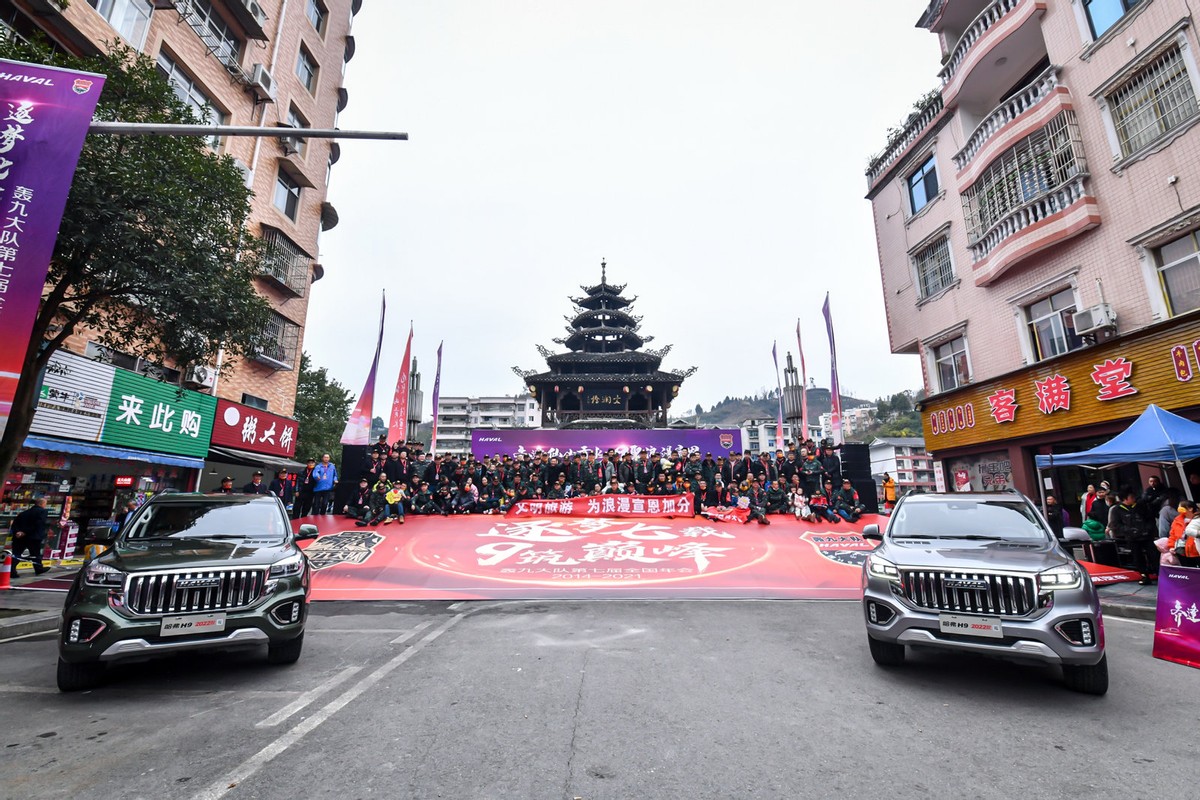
126 570 267 616
899 570 1038 616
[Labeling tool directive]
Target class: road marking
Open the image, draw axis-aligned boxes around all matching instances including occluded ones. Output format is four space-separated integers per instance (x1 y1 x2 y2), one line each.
254 665 362 728
0 685 57 694
307 628 414 634
447 601 465 610
389 620 434 645
0 630 58 644
193 612 469 800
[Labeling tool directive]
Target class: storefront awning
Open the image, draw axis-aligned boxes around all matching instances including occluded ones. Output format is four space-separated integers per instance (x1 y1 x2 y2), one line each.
207 445 305 472
22 436 206 470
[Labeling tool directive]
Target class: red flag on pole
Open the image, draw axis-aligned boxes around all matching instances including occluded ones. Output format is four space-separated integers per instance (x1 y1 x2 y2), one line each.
340 292 386 445
388 324 413 444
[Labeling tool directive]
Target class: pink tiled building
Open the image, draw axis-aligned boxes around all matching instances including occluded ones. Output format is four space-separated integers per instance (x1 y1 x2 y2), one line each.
868 0 1200 507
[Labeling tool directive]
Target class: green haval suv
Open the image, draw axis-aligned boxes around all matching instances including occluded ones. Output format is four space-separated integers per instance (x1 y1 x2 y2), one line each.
57 493 318 692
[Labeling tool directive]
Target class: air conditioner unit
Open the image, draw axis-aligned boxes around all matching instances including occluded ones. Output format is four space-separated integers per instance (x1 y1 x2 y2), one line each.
280 134 301 156
231 157 253 188
185 364 217 389
248 63 276 102
1072 303 1117 335
240 0 267 28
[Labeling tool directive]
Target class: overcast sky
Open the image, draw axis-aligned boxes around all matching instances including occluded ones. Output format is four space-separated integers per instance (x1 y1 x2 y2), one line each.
306 0 942 418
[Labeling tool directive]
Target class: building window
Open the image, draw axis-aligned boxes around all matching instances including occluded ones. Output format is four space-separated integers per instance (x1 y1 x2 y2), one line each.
913 236 954 298
261 226 311 296
296 46 318 93
284 105 309 157
180 0 242 71
156 52 228 147
273 168 302 220
1107 45 1199 157
241 393 269 410
306 0 327 34
1084 0 1142 39
1026 288 1084 361
1155 231 1200 316
89 0 153 49
907 155 939 214
962 112 1085 242
258 313 301 370
933 337 969 392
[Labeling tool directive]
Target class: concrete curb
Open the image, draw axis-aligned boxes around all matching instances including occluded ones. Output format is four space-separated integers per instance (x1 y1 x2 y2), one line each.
0 610 61 640
1100 600 1155 621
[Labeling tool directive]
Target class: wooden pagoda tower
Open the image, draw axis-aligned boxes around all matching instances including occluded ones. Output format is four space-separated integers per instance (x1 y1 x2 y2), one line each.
513 262 696 429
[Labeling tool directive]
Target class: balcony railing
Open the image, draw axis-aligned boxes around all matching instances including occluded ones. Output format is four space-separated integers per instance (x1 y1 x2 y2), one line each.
939 0 1023 87
866 92 944 185
544 410 665 428
968 173 1088 264
261 228 312 296
256 313 301 371
953 65 1060 171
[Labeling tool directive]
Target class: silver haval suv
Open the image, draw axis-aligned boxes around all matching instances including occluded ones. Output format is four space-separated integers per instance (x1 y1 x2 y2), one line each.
861 491 1107 695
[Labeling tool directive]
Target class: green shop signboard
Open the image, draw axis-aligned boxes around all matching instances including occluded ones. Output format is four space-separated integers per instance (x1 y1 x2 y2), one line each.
100 369 217 458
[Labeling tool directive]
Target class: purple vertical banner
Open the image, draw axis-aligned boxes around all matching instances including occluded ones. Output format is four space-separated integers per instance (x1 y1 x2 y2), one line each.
0 59 105 439
771 341 784 448
341 292 385 445
429 341 443 455
796 319 809 440
822 293 842 445
1153 566 1200 670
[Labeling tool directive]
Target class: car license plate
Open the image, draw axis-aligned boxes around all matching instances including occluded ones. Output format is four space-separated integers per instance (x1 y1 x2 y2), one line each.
939 613 1003 639
160 613 226 638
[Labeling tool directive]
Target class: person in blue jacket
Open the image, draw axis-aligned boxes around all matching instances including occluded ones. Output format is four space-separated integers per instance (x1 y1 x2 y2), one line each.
312 453 339 514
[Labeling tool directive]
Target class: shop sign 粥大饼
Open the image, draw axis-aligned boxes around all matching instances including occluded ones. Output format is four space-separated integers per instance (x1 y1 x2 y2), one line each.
210 399 298 459
100 369 216 458
29 350 115 442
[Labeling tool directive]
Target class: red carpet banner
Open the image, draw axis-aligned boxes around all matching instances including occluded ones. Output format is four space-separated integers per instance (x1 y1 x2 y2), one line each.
507 494 694 518
1154 565 1200 670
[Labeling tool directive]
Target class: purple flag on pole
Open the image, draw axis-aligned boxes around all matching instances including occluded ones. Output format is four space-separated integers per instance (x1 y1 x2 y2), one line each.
341 292 386 445
429 341 443 455
0 59 105 439
822 293 843 446
772 341 784 449
796 319 809 442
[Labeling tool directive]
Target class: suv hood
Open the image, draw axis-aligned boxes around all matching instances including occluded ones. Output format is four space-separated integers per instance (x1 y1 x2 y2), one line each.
104 538 290 572
885 538 1070 573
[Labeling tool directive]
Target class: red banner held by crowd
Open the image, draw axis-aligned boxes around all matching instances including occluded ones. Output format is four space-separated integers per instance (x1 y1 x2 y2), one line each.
700 506 751 524
507 494 694 518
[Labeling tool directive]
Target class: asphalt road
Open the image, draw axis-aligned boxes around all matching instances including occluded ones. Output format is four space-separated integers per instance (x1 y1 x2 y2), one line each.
1 600 1195 800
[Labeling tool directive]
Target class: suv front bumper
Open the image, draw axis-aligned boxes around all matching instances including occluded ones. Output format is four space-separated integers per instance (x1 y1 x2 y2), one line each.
863 580 1104 667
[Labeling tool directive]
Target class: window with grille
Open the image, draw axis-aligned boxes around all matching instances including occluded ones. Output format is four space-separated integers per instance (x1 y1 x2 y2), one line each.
258 313 301 370
913 236 954 299
933 337 969 392
907 155 939 214
181 0 242 69
296 46 318 92
1084 0 1142 39
1107 45 1199 157
260 227 311 296
961 112 1085 241
88 0 152 49
1025 288 1084 361
1155 231 1200 316
156 52 228 147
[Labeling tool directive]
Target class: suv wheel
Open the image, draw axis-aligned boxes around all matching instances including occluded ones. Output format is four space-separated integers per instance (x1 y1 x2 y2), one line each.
867 635 906 667
57 658 106 692
1062 654 1108 695
267 633 304 665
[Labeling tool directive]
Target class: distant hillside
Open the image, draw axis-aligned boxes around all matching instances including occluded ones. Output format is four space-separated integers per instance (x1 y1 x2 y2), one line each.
685 388 872 427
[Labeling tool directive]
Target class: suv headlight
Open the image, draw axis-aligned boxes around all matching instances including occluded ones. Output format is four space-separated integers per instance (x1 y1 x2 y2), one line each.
269 551 305 578
866 554 900 582
1038 563 1082 591
83 561 125 588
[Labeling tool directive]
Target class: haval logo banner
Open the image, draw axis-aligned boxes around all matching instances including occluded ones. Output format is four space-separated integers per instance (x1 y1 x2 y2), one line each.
470 429 743 459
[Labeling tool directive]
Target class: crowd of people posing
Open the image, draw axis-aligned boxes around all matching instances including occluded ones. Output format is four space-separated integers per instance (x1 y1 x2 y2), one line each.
313 434 870 526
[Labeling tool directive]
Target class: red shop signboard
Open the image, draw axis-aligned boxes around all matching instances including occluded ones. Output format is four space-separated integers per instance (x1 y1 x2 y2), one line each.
211 400 299 459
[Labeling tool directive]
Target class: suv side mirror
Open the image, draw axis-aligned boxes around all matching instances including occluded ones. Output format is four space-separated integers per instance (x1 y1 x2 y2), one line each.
862 523 882 542
295 523 320 542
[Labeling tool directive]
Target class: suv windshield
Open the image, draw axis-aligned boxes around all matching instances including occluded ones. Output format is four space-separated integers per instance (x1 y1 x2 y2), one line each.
889 499 1050 542
124 500 288 541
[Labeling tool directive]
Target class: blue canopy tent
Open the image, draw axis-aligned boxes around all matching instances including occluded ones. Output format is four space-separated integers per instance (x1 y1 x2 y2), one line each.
1034 405 1200 501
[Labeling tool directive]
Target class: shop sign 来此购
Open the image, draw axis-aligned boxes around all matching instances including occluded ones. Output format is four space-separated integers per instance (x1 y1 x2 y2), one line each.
100 369 216 458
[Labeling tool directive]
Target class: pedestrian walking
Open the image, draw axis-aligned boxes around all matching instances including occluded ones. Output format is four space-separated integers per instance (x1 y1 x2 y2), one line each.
9 496 50 576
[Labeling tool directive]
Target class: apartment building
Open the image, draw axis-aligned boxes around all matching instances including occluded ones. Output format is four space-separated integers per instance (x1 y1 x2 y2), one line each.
818 407 877 441
869 437 939 495
436 394 538 457
868 0 1200 502
5 0 358 416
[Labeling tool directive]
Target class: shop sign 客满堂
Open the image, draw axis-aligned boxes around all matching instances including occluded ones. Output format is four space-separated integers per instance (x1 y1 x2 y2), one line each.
921 316 1200 450
211 399 298 459
28 350 115 442
100 369 216 458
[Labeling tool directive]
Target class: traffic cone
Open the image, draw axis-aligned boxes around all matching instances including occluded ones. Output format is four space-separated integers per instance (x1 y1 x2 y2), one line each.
0 552 12 590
